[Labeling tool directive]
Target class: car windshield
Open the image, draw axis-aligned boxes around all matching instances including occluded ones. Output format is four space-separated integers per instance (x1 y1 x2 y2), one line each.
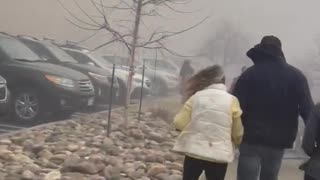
103 56 143 67
144 58 177 73
0 36 40 61
44 43 78 63
90 53 112 67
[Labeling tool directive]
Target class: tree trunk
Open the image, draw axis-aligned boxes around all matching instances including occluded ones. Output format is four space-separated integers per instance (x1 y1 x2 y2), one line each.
124 0 143 126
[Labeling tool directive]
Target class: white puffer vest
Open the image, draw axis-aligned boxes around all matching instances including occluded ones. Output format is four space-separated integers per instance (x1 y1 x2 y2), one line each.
173 84 235 163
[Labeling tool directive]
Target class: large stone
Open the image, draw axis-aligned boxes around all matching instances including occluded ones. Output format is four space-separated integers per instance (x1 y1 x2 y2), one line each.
24 163 41 173
0 148 13 160
103 165 121 179
44 171 62 180
67 144 80 152
129 129 145 140
50 154 67 165
0 139 12 145
38 149 53 159
148 132 166 143
6 165 23 174
147 164 168 177
168 174 182 180
101 144 120 156
21 170 35 180
155 173 171 180
61 172 87 180
128 169 145 179
63 160 100 174
14 154 34 164
164 153 178 162
166 162 183 172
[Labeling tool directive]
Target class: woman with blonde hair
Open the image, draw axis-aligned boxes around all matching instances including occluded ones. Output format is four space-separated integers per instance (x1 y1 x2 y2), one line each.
173 65 244 180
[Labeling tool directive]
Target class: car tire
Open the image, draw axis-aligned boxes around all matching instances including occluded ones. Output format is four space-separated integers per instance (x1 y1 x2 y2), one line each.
151 79 168 96
11 88 45 123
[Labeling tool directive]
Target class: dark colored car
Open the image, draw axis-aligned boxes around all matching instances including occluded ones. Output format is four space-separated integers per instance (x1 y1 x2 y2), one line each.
0 33 95 122
0 76 10 116
18 36 119 105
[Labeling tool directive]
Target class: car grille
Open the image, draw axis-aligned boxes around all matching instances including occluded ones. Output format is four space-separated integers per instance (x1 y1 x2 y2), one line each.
78 80 94 92
0 85 7 101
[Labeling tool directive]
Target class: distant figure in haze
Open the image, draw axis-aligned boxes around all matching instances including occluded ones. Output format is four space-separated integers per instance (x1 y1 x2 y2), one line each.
234 36 314 180
302 103 320 180
229 66 247 93
173 65 243 180
179 60 194 97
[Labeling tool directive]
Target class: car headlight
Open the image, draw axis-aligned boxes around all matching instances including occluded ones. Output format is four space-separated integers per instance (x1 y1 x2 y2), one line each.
45 75 75 88
88 72 108 82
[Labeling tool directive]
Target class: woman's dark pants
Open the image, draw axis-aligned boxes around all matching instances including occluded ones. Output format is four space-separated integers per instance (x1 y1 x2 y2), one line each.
183 156 228 180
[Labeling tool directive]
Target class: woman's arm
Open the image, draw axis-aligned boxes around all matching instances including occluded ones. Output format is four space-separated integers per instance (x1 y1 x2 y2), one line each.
174 97 193 131
231 97 244 146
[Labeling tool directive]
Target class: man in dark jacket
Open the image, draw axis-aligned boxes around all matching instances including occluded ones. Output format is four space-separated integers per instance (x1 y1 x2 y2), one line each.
229 66 247 93
234 36 313 180
302 104 320 180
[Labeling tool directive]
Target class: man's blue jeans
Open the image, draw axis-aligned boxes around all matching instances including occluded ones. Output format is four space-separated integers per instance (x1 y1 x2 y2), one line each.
237 143 285 180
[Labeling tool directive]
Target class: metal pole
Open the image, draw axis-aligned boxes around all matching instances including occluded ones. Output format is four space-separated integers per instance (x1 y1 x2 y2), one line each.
138 59 146 122
107 64 116 137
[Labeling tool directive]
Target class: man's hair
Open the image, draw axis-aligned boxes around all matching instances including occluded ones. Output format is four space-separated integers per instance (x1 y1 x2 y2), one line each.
183 65 225 102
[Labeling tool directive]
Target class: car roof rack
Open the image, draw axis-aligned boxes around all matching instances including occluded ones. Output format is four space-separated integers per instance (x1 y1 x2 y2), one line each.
0 32 15 37
16 35 39 41
43 37 56 43
60 41 90 51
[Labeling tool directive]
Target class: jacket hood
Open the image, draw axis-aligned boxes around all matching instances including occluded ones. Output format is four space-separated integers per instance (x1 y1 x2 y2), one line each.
247 44 286 64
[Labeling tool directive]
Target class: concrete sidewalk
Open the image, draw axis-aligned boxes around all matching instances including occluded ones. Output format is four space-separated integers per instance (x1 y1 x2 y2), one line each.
199 160 304 180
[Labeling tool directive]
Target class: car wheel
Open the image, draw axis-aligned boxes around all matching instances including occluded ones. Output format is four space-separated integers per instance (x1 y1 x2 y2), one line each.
151 79 167 96
12 88 45 122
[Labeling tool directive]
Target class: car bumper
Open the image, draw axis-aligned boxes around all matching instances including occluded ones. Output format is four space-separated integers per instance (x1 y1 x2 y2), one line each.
45 84 95 111
92 81 119 104
0 90 10 115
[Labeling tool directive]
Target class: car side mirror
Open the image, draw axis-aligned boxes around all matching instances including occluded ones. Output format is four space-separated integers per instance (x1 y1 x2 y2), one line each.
40 56 49 61
87 62 95 66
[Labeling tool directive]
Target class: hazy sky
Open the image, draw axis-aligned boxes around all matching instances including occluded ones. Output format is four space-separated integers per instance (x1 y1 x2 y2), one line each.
1 0 320 60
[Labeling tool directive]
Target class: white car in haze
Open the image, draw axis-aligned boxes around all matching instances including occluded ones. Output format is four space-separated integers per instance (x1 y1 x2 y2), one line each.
62 48 151 104
103 55 179 95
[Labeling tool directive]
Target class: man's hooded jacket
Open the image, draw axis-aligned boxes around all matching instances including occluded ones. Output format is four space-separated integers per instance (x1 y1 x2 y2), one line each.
234 36 313 149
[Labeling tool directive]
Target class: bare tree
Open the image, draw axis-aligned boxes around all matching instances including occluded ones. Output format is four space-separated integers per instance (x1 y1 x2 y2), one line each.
199 21 250 66
57 0 206 125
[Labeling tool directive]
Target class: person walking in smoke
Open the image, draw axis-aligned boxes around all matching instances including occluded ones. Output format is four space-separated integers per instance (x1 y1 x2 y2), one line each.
302 103 320 180
179 60 194 97
173 65 244 180
229 66 247 93
234 36 313 180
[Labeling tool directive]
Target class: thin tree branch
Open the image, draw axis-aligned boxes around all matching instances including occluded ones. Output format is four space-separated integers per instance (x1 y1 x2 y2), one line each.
76 29 101 43
65 17 102 31
73 0 102 26
162 2 199 14
93 38 119 51
139 16 209 47
57 0 100 28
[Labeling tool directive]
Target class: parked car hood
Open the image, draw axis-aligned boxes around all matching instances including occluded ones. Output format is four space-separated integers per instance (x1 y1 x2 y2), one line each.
0 76 6 84
8 61 88 80
63 63 111 76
